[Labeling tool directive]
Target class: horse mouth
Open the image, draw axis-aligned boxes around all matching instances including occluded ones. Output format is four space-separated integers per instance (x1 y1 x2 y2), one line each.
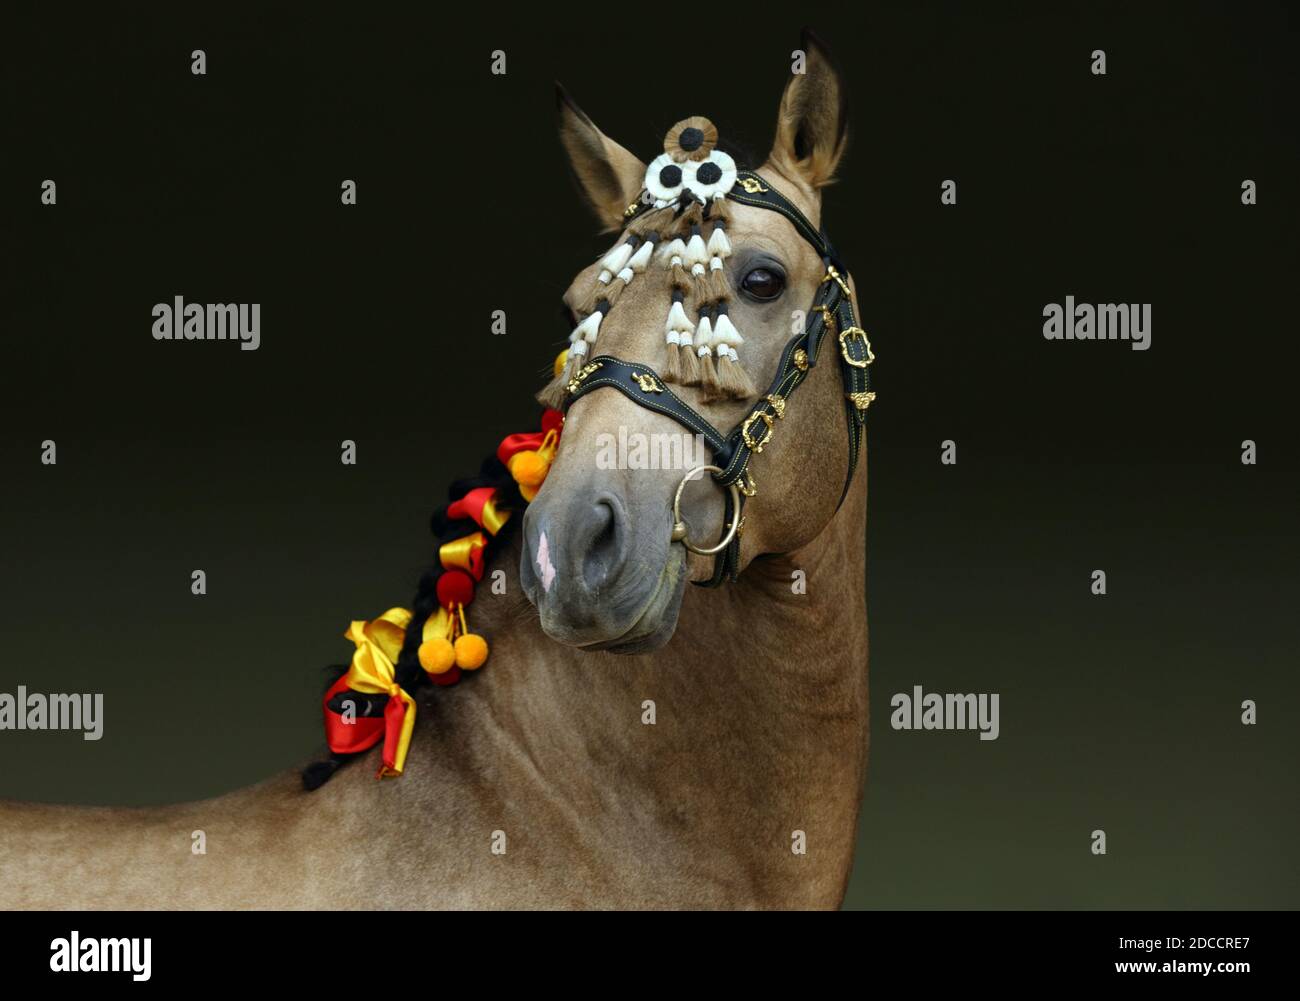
578 546 688 654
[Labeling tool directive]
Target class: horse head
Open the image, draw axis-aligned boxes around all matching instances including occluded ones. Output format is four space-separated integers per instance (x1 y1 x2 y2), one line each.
521 31 866 653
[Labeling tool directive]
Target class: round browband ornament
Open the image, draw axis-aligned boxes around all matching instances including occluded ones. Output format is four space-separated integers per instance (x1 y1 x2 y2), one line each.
664 116 717 162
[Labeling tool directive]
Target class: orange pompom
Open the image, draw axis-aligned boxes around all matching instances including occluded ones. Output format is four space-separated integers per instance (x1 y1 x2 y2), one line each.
553 349 569 378
418 638 456 675
454 633 489 670
509 450 550 488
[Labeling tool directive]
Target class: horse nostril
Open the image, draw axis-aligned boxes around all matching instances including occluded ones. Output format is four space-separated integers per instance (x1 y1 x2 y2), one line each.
581 497 626 592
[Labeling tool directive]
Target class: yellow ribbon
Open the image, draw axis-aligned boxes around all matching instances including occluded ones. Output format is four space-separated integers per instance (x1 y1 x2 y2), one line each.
480 493 510 536
342 608 417 778
439 531 487 578
422 605 451 642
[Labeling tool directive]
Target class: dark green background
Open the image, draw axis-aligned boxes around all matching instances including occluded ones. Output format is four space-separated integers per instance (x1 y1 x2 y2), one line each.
2 3 1296 909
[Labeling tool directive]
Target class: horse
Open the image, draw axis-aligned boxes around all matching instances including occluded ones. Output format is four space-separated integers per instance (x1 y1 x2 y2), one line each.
0 31 870 909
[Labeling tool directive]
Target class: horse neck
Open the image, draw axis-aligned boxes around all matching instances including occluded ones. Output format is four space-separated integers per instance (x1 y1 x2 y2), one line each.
436 467 869 834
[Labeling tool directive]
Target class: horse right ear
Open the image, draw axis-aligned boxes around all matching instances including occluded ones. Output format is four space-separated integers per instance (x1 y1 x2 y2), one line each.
556 83 646 233
766 28 849 193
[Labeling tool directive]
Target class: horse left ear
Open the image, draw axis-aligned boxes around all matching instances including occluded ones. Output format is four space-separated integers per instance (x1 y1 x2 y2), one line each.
766 28 849 192
556 83 647 233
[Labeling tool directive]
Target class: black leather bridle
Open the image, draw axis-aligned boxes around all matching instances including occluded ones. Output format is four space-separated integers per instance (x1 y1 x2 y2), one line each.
563 170 875 587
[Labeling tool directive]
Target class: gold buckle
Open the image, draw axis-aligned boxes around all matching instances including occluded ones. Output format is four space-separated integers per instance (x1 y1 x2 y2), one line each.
838 327 874 368
741 410 775 453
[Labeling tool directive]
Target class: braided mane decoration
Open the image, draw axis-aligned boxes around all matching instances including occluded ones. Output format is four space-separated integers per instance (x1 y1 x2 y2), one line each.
303 372 566 790
306 119 758 790
543 116 756 410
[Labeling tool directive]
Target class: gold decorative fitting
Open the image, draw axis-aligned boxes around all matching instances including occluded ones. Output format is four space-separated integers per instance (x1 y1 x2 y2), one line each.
631 372 663 393
764 394 786 420
810 304 834 327
792 348 809 372
847 390 877 411
739 177 769 194
822 265 853 299
566 361 603 395
838 327 875 368
738 470 758 498
741 410 775 453
624 200 641 217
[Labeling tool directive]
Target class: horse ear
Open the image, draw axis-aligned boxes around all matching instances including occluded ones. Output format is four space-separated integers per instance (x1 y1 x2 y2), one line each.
556 83 646 232
766 28 849 192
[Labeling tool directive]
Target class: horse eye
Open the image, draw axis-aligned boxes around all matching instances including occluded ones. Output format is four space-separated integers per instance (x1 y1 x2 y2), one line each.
741 266 786 301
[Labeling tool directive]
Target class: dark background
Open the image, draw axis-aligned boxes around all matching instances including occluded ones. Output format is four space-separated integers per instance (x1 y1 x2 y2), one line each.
1 2 1296 909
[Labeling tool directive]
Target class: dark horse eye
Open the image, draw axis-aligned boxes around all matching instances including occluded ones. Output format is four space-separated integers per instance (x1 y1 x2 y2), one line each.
741 266 786 301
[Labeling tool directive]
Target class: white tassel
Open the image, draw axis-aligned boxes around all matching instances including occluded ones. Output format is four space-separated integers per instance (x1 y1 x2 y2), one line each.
694 313 714 353
616 266 635 285
709 256 724 273
627 239 655 273
659 237 687 265
569 339 589 358
713 311 743 348
666 299 692 334
666 330 681 346
685 229 708 269
707 225 731 258
596 270 612 285
573 310 603 344
600 239 636 274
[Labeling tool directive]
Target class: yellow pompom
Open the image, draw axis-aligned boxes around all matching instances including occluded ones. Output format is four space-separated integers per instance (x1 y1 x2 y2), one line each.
418 638 456 675
454 633 489 670
553 349 569 378
509 450 550 488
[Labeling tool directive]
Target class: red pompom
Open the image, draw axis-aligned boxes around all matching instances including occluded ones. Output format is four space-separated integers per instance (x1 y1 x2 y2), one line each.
436 569 475 607
541 409 564 436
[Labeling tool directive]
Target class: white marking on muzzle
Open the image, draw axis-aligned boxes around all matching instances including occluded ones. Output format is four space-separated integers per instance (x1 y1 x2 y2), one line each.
536 531 557 593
